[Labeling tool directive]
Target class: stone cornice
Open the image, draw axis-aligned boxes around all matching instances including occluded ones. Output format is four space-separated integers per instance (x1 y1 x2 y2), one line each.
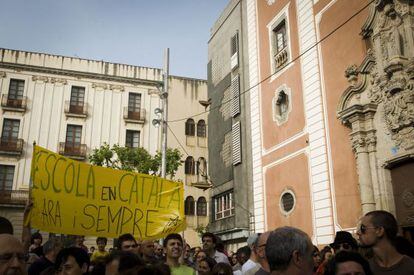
338 103 378 127
0 62 163 87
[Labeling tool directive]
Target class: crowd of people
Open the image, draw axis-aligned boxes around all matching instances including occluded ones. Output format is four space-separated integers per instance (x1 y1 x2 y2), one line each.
1 210 414 275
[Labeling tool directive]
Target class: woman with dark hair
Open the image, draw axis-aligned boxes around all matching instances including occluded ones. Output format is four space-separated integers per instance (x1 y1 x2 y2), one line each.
324 251 373 275
29 232 43 256
313 245 322 274
197 256 217 275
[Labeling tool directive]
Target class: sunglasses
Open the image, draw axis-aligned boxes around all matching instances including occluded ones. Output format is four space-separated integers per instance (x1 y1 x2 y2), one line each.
359 224 377 234
332 243 351 250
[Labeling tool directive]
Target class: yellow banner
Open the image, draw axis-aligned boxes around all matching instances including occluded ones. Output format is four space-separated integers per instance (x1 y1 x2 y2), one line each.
28 145 186 239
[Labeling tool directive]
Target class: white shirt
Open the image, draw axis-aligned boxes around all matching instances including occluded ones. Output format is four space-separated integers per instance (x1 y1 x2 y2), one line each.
242 259 259 274
214 250 230 264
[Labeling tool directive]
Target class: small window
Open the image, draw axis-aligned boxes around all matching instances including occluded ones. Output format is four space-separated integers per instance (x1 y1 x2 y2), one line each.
276 91 288 117
185 156 195 175
1 119 20 140
66 125 82 145
126 130 140 148
274 21 287 55
128 93 142 112
280 190 296 215
185 119 195 136
231 32 239 56
197 120 206 137
8 79 25 100
197 197 207 216
273 87 291 125
185 196 195 215
0 165 15 191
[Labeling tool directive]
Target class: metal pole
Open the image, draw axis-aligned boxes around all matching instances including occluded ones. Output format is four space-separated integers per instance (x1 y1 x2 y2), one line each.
161 48 169 178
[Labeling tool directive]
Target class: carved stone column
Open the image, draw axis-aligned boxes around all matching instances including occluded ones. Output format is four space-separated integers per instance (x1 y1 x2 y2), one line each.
339 104 378 214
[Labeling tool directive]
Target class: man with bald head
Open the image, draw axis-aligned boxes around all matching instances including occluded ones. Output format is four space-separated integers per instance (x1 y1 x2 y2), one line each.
0 234 27 275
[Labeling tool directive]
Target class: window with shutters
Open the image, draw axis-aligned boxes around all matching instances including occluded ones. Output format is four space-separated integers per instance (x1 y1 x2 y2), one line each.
231 75 240 117
185 156 195 175
1 119 20 141
185 196 195 215
197 120 206 137
230 32 239 70
6 79 25 109
69 86 85 114
268 5 291 76
0 165 14 191
185 119 195 136
126 130 140 148
197 197 207 216
127 93 142 120
214 192 234 220
232 122 242 165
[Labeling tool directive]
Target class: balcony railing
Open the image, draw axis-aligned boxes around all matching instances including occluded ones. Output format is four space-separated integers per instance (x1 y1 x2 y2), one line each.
123 107 146 123
1 95 27 111
0 190 29 205
64 101 88 117
274 47 289 70
0 138 24 155
58 142 87 160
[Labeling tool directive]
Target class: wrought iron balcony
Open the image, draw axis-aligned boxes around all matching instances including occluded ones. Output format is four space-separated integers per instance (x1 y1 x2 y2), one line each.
1 95 27 112
274 47 289 70
0 138 24 156
123 107 146 124
64 101 88 118
58 142 87 160
0 190 29 205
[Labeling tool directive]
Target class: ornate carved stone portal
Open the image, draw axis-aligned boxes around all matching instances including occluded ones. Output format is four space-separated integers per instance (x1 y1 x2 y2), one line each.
338 0 414 221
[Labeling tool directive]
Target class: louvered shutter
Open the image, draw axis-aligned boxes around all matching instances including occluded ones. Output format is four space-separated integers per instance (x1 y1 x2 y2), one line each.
231 75 240 117
232 122 242 165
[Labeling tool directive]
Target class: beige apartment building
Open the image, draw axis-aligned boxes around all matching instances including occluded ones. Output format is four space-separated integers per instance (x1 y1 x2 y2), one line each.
0 48 209 247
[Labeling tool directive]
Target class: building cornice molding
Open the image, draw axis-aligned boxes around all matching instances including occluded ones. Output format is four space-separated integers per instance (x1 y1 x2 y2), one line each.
0 62 163 87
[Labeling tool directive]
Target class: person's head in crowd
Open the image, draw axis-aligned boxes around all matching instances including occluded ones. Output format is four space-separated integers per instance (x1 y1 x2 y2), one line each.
195 250 207 265
183 243 191 261
321 246 333 262
198 256 217 275
89 246 95 254
330 231 358 254
312 245 321 271
74 236 85 247
105 250 143 275
357 210 398 248
324 251 373 275
0 234 27 275
230 253 238 266
215 239 225 254
247 233 261 262
194 246 202 255
55 247 90 275
236 246 250 266
211 262 233 275
31 232 43 246
255 231 271 272
43 238 63 263
266 226 314 275
163 233 183 265
118 234 139 254
0 217 13 234
96 237 107 252
202 232 217 254
140 239 155 261
394 236 414 258
154 242 164 258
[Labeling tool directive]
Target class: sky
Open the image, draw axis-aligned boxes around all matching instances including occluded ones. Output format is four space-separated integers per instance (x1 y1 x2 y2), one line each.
0 0 229 80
